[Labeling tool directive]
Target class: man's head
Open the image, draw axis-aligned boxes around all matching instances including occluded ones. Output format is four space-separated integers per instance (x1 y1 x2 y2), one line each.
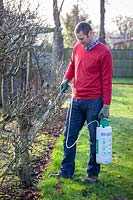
74 21 93 47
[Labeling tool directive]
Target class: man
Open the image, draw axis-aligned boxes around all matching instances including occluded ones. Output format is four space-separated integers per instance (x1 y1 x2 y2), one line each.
59 21 113 183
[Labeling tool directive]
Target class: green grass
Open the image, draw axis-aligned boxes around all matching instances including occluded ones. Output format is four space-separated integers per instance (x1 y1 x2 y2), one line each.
38 85 133 200
113 77 133 84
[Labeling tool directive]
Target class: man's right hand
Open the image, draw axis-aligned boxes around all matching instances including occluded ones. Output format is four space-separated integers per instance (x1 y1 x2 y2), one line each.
60 78 69 93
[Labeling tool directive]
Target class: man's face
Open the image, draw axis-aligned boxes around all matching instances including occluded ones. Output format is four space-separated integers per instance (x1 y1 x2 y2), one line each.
75 31 92 47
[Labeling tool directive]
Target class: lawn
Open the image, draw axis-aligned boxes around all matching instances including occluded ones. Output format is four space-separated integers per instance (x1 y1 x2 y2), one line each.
113 77 133 84
39 84 133 200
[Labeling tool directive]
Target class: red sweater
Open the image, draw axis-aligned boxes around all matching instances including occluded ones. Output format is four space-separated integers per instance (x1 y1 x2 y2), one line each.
64 42 113 105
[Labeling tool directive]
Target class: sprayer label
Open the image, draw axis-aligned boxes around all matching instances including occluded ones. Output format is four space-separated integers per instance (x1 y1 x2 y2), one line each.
102 138 112 156
101 132 112 136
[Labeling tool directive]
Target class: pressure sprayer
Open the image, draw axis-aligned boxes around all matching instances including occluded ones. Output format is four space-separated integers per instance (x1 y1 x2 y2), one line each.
66 98 112 165
96 118 112 164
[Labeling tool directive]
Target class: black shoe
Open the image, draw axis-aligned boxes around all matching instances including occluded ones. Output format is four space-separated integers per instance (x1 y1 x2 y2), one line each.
83 176 98 183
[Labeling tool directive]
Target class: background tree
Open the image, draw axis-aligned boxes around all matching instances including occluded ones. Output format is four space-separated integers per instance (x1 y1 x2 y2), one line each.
115 16 133 40
53 0 64 67
62 4 92 48
99 0 106 44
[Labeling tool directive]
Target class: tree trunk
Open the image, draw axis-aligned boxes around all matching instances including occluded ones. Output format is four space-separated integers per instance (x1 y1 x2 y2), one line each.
99 0 106 44
18 118 32 188
53 0 64 67
0 0 4 107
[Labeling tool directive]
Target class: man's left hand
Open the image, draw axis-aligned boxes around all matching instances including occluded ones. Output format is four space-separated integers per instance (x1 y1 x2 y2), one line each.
98 104 110 119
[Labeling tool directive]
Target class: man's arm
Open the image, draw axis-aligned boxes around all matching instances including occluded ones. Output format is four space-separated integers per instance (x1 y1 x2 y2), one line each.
99 50 113 118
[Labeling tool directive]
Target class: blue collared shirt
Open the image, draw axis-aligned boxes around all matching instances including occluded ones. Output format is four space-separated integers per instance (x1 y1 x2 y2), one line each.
85 39 99 51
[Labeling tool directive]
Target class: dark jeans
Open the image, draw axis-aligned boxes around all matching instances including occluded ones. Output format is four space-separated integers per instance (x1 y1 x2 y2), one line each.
60 98 103 178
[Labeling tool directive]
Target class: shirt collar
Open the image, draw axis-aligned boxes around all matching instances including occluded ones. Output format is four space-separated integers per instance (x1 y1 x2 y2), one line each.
85 39 99 51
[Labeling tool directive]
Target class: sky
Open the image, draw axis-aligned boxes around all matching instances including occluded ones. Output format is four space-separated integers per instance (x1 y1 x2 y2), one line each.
31 0 133 32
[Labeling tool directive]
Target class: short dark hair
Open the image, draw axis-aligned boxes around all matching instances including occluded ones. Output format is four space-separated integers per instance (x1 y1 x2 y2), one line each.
74 21 92 35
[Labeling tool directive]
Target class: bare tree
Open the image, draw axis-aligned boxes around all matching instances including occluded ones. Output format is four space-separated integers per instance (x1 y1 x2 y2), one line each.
0 0 67 189
0 0 41 115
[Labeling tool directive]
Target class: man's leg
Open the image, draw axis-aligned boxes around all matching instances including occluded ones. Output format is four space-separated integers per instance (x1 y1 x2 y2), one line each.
86 98 103 180
60 99 85 178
